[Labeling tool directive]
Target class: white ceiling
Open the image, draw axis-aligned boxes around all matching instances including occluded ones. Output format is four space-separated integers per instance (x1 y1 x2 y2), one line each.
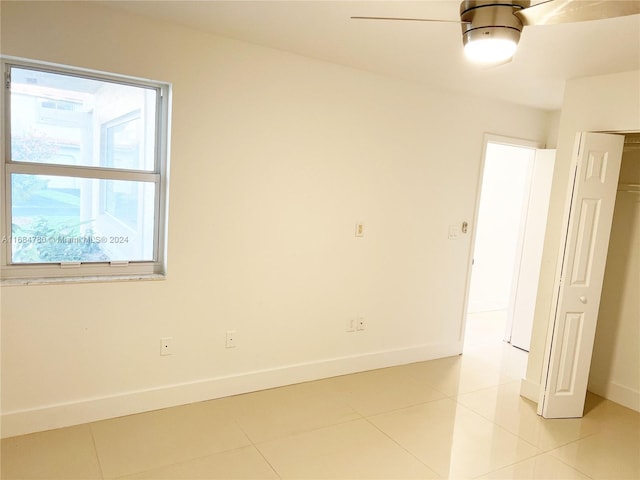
103 0 640 110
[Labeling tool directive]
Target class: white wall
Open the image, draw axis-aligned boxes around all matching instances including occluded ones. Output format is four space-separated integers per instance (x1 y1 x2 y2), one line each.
524 70 640 406
467 143 533 313
0 1 551 437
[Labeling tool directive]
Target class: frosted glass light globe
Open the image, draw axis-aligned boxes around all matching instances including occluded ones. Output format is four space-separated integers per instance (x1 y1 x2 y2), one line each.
464 38 518 63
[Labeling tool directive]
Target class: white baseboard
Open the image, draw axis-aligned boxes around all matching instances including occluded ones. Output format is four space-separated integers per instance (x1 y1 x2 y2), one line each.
1 341 462 438
588 380 640 413
518 378 639 413
519 377 540 403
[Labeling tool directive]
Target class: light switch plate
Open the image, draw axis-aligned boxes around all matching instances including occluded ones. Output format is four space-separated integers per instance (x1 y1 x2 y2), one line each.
226 330 237 348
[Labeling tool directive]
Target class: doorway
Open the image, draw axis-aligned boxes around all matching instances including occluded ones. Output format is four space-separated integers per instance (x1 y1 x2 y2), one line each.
539 132 639 417
588 135 640 412
465 135 554 353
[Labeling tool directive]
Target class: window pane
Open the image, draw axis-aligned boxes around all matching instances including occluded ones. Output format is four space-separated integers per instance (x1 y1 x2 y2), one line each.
11 174 156 263
10 67 157 171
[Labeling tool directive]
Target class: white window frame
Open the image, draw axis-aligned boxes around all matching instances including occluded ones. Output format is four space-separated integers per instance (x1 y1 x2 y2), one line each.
1 57 171 284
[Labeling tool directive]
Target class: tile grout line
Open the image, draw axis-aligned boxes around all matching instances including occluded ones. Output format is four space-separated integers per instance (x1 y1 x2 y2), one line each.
545 435 601 479
352 394 449 419
251 444 283 480
467 451 548 479
232 419 283 480
453 400 542 452
363 401 543 480
451 383 610 456
361 415 443 478
107 444 281 480
471 450 596 480
550 451 596 480
88 423 107 480
90 411 267 479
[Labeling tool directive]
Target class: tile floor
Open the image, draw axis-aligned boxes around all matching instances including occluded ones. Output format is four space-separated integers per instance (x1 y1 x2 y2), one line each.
2 311 639 479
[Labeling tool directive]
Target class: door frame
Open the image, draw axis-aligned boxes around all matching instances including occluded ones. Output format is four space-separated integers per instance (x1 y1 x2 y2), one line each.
460 133 543 346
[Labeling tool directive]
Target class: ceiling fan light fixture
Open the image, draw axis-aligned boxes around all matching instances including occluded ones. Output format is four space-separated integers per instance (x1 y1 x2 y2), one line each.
459 1 527 64
464 36 518 63
462 24 522 63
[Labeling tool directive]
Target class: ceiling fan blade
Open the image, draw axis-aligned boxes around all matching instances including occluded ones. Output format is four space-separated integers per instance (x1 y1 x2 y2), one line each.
515 0 640 26
351 16 469 24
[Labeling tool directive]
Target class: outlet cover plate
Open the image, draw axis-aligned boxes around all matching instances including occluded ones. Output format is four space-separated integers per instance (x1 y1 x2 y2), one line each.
160 337 173 356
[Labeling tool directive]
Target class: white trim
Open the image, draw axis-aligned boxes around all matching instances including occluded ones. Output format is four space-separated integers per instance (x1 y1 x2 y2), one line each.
1 272 165 286
519 377 540 403
0 341 462 438
588 381 640 413
482 134 543 150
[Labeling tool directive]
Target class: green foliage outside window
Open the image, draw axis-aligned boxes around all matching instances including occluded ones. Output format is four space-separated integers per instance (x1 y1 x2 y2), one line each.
10 130 108 263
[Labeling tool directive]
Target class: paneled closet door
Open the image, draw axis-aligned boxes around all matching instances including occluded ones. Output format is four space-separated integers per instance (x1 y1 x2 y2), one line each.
540 132 624 419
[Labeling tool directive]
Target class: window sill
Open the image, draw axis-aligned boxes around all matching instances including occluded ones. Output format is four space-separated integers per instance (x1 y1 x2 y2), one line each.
1 273 166 286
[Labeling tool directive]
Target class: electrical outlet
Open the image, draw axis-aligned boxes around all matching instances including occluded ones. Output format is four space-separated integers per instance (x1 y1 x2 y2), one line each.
160 337 173 356
356 317 366 331
226 330 237 348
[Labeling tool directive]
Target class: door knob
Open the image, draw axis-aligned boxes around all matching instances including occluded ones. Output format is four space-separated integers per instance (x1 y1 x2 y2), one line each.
579 296 587 304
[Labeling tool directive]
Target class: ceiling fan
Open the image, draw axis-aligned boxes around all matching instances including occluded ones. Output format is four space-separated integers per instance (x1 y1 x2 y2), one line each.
352 0 640 64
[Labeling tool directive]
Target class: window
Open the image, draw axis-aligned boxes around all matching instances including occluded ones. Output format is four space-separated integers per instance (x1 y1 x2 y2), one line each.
1 58 171 282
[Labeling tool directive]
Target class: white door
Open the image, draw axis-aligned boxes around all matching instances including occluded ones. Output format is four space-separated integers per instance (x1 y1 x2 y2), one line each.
540 132 624 418
468 141 536 313
508 149 556 351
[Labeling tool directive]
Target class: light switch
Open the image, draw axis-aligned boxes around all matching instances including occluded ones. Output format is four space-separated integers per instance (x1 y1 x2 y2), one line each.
226 330 236 348
448 225 459 240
